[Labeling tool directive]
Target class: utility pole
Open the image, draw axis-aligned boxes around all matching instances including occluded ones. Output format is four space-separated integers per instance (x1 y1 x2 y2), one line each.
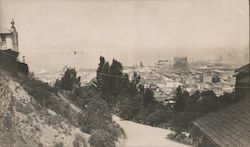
22 56 25 63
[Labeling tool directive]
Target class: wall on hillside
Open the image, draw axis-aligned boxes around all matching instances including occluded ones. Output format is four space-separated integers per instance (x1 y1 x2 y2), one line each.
0 49 29 75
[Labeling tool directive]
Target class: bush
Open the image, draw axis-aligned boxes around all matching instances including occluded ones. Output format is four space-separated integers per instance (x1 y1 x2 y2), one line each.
89 129 115 147
85 98 111 131
20 77 56 107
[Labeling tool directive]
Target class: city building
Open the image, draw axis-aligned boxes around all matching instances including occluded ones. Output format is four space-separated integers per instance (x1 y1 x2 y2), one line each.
0 19 19 52
157 59 173 70
174 57 188 69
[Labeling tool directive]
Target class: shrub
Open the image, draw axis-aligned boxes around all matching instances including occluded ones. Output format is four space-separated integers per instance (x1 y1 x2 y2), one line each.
89 129 115 147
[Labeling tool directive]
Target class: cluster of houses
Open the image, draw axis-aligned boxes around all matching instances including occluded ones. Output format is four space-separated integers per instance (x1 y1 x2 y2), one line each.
139 61 249 147
138 61 237 106
137 60 249 147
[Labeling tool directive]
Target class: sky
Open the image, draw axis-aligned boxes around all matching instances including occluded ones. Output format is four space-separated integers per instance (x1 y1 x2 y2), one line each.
0 0 249 72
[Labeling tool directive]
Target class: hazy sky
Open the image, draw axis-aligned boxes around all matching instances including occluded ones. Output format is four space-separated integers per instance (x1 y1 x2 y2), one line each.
0 0 249 71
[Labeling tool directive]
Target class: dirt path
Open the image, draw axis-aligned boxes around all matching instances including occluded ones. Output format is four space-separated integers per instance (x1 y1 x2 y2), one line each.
113 115 191 147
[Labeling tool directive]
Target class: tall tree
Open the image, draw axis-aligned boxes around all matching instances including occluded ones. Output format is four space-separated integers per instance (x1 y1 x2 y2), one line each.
131 71 141 85
96 56 106 87
110 59 123 76
143 88 154 108
100 62 110 93
109 59 123 94
173 86 187 112
197 90 218 113
55 67 81 91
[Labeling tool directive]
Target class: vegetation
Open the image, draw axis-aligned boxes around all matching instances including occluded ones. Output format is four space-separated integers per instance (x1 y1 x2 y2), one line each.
170 88 235 136
55 67 81 91
2 52 237 147
13 74 57 107
95 56 171 126
89 129 115 147
173 86 187 112
54 65 125 147
94 56 237 145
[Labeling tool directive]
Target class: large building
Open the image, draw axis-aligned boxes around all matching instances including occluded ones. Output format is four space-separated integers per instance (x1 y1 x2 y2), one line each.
0 19 19 52
174 57 188 69
157 59 173 70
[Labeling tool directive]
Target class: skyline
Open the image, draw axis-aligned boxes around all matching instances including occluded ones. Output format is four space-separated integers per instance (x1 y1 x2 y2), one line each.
0 0 249 71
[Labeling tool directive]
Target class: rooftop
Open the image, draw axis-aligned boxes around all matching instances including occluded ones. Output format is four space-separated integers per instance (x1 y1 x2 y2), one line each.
192 98 250 147
235 63 250 74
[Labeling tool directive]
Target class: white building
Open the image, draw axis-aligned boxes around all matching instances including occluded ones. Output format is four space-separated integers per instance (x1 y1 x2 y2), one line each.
157 59 173 70
0 19 19 52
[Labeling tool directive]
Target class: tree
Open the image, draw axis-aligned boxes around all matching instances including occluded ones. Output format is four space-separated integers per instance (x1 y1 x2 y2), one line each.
173 86 187 112
109 59 123 94
55 67 81 91
143 88 155 108
96 56 106 87
99 62 111 93
188 90 200 104
198 90 218 112
118 93 142 119
131 71 141 85
110 59 123 77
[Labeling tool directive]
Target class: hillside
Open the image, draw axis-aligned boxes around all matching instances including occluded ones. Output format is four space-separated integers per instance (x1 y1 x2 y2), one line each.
0 71 90 146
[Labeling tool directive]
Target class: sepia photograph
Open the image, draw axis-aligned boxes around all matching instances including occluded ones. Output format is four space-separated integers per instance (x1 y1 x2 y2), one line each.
0 0 249 146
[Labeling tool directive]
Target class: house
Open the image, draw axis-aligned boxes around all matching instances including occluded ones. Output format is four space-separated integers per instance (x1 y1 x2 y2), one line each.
0 19 29 75
191 63 250 147
234 63 250 102
0 19 19 52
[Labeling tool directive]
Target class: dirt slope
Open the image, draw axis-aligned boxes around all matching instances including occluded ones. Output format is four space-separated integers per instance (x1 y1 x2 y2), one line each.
0 72 90 147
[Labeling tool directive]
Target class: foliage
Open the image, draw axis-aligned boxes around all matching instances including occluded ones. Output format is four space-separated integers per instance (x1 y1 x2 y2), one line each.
89 129 115 147
17 76 57 107
198 90 218 113
118 93 142 119
96 56 106 85
188 90 200 104
96 56 141 106
218 91 234 106
173 86 188 112
143 88 155 108
55 67 81 91
84 98 111 131
131 71 141 85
